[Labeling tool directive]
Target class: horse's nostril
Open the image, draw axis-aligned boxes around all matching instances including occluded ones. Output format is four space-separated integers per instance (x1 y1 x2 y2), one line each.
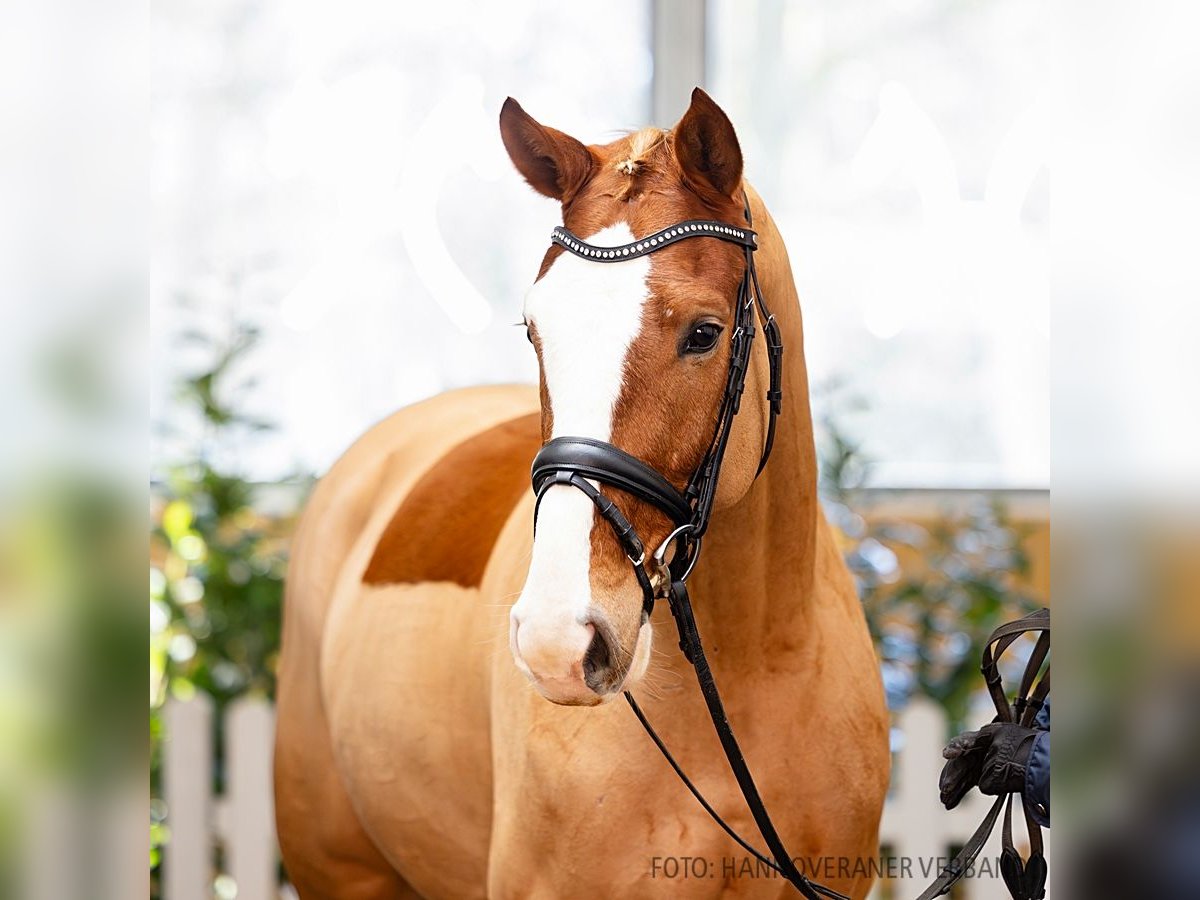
582 618 616 692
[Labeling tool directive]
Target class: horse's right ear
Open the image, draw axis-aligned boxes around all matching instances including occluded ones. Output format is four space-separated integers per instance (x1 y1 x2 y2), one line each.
499 98 594 202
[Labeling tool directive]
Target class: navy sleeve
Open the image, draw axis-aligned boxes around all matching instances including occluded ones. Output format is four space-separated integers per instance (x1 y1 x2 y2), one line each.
1024 697 1050 826
1034 696 1050 731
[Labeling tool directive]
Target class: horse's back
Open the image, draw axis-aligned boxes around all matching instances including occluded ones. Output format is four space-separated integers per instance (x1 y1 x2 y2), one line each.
275 384 539 899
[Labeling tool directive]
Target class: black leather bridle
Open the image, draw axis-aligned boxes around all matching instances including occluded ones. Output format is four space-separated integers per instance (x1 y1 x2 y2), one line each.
528 202 845 900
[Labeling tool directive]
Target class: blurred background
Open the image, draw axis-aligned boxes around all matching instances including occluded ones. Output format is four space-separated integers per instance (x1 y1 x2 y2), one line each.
148 1 1049 897
151 0 1048 488
5 0 1200 898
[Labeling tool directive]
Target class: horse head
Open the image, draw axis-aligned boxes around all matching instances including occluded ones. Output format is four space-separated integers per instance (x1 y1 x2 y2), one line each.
501 89 772 706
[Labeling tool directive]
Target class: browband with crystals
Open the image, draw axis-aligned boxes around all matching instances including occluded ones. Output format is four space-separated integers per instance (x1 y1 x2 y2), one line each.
551 219 757 261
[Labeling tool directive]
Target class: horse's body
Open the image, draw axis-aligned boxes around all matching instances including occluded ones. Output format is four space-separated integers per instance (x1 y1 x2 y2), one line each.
275 93 889 899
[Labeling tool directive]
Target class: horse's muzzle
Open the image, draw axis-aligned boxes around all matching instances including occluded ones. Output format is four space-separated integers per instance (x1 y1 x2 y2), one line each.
509 607 635 706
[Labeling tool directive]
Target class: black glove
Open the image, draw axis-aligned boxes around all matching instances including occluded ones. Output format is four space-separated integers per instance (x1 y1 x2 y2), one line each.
939 722 1038 809
978 722 1038 796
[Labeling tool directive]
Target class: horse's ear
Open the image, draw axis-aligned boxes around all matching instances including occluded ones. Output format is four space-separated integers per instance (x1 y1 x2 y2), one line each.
500 98 594 202
673 88 743 200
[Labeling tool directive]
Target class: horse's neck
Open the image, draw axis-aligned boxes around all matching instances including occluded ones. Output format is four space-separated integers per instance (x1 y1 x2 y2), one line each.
687 200 821 657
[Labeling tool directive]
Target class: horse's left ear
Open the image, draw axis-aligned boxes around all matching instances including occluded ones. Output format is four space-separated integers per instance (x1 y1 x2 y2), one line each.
673 88 743 200
499 97 594 202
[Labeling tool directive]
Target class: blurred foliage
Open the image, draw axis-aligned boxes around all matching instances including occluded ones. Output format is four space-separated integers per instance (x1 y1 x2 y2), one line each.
1 299 144 899
149 326 309 887
2 476 143 900
815 381 1041 733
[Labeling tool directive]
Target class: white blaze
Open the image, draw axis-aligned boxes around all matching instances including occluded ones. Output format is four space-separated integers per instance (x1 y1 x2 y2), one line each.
525 223 651 440
511 224 651 682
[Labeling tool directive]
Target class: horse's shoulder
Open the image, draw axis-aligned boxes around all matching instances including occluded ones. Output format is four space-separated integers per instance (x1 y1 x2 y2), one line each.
359 392 541 588
287 384 537 630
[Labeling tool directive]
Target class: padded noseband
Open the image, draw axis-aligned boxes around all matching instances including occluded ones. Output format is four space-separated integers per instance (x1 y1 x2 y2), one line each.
531 437 691 528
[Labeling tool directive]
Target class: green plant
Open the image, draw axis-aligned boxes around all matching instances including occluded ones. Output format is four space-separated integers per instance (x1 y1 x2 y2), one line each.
815 381 1040 732
149 326 309 885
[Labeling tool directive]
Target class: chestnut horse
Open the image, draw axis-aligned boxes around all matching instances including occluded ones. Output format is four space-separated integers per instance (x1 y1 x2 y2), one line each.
274 89 889 899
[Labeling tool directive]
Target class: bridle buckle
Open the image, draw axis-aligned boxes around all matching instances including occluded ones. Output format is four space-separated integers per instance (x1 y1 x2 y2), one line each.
648 523 700 595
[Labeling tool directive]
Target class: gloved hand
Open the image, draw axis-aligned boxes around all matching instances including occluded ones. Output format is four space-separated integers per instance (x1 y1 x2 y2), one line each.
939 722 1039 809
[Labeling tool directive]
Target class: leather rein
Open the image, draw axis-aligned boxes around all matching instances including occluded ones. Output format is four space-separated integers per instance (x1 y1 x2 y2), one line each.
529 202 845 900
916 608 1050 900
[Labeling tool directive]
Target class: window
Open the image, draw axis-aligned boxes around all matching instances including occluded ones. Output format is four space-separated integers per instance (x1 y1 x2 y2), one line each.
154 0 1047 489
153 2 652 479
710 0 1049 487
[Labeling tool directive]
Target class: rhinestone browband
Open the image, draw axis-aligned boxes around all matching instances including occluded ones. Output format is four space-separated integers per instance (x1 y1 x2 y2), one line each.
551 219 758 262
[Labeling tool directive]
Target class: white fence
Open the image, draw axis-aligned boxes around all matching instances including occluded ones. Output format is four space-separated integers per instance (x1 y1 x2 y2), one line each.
160 695 1046 899
162 695 278 900
873 698 1050 899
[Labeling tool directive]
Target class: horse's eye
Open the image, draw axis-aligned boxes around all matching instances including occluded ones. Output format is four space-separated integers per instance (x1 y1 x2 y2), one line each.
682 322 723 355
